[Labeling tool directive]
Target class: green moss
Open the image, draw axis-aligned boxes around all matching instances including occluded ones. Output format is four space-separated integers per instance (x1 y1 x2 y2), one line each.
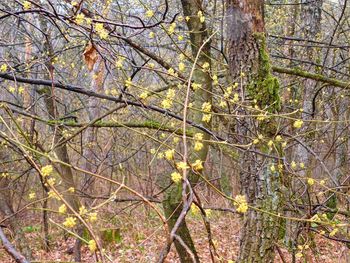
248 33 281 113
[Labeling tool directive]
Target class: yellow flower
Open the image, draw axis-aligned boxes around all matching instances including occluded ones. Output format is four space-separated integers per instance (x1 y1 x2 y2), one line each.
167 67 175 76
329 228 338 237
202 114 211 123
161 99 172 109
41 165 53 177
88 212 98 222
201 102 212 113
139 91 149 99
149 32 155 38
79 206 88 215
296 252 303 258
320 180 325 186
205 209 212 218
176 161 189 171
194 133 203 141
275 135 282 142
197 11 205 23
145 10 154 18
68 187 75 193
63 217 76 228
166 88 176 99
194 141 203 151
88 239 97 252
75 13 85 25
234 195 248 213
171 172 182 184
191 82 202 90
202 62 210 70
29 192 36 199
190 203 200 215
178 62 185 72
299 162 305 169
18 86 24 94
95 23 108 39
212 75 218 85
192 159 203 171
307 178 314 186
253 138 259 144
9 86 15 93
173 137 180 144
165 149 175 160
46 177 56 186
293 119 303 129
267 140 273 147
48 190 61 200
270 165 276 172
167 23 176 35
0 64 8 72
232 93 239 103
58 204 67 214
177 35 184 41
23 1 31 10
125 78 132 87
291 161 297 169
185 16 190 21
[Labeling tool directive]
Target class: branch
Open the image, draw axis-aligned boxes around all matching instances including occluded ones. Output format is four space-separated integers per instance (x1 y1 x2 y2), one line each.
0 72 220 140
272 66 350 89
0 227 29 263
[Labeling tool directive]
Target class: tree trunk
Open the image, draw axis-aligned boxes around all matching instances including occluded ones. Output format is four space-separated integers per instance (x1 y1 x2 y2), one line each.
226 1 283 262
161 0 213 262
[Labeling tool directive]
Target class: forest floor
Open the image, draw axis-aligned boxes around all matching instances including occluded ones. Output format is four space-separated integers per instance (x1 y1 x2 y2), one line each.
0 205 347 263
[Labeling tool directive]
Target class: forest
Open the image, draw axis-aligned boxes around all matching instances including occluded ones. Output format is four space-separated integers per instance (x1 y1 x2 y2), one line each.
0 0 350 262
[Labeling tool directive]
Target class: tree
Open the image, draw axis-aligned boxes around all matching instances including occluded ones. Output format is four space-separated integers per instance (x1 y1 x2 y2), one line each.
226 1 283 261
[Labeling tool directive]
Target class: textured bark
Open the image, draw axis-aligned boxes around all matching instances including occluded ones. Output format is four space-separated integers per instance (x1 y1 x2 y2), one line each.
227 1 283 262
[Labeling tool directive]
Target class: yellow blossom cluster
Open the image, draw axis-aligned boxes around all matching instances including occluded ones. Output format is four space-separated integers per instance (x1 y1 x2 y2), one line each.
190 203 200 215
161 88 176 109
234 195 248 213
58 204 67 214
191 159 203 172
41 165 53 177
0 64 7 72
94 23 108 39
167 22 176 35
171 172 182 184
193 132 204 151
88 240 97 252
23 1 31 10
165 149 175 160
63 217 77 228
197 11 205 23
293 119 303 129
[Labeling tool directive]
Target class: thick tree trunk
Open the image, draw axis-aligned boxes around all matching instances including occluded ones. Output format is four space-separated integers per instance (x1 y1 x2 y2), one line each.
227 1 283 262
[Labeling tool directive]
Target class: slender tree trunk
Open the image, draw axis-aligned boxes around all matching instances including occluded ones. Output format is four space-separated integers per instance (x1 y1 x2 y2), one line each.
161 0 213 262
38 14 82 262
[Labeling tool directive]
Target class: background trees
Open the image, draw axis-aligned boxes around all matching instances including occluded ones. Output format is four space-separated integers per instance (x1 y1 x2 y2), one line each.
1 0 350 262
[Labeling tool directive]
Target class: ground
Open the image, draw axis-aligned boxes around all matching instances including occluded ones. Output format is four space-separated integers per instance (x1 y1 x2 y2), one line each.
0 205 347 262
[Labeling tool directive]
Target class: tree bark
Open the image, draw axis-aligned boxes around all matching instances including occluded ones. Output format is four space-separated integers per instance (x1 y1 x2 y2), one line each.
227 1 283 262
